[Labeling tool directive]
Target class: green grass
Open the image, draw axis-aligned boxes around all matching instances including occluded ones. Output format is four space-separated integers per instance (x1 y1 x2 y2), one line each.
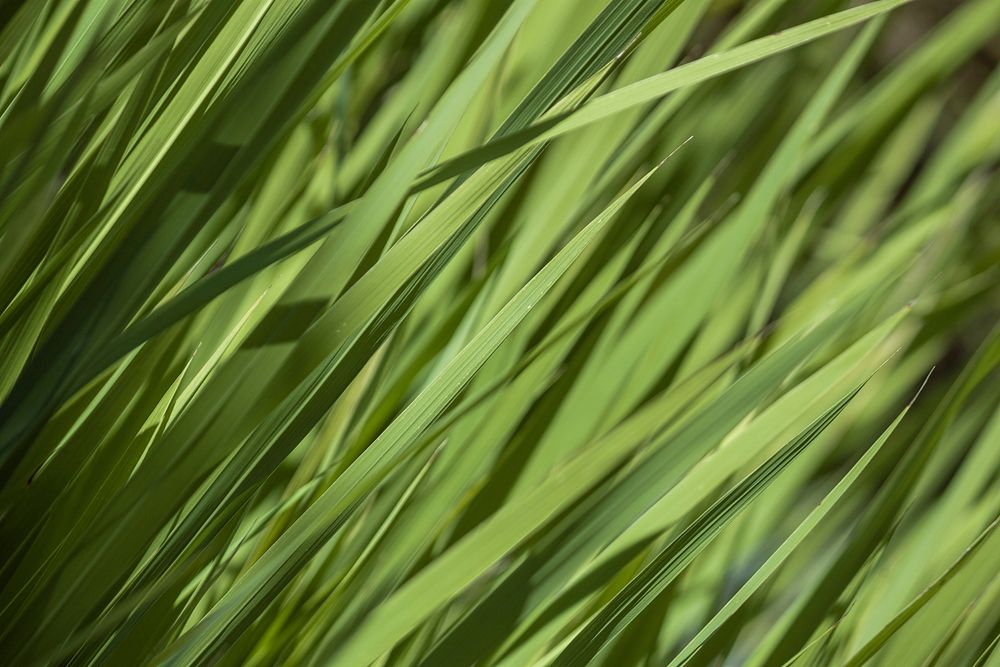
0 0 998 665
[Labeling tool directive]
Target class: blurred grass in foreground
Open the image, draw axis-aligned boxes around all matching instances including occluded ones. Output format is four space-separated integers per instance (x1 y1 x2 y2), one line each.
0 0 998 665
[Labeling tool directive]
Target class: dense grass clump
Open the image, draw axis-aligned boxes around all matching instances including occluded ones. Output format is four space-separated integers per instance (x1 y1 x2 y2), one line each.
0 0 998 665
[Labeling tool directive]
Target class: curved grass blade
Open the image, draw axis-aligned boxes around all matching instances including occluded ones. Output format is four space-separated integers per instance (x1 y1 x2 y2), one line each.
418 0 910 187
665 383 923 666
550 377 874 667
154 156 666 667
841 516 1000 667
